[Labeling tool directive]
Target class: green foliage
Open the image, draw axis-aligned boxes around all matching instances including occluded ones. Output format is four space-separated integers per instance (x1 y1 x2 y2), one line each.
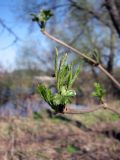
31 10 53 30
75 110 119 127
92 82 106 101
66 145 78 154
92 49 100 64
55 48 81 91
85 49 100 64
37 49 81 113
33 112 42 120
37 85 55 108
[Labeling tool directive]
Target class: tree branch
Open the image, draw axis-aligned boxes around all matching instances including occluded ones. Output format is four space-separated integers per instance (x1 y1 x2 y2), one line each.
69 0 110 27
0 18 21 49
105 0 120 36
63 103 120 117
63 104 104 114
42 30 120 89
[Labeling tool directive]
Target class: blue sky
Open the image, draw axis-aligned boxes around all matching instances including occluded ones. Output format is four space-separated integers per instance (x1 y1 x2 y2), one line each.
0 0 120 71
0 0 63 72
0 0 26 70
0 0 47 70
0 0 58 71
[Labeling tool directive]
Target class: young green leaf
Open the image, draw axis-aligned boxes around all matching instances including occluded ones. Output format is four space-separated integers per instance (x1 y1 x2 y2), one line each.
66 64 73 89
70 66 80 88
55 48 58 81
57 53 68 90
37 85 53 106
37 49 81 113
92 49 100 63
31 10 53 30
92 82 106 101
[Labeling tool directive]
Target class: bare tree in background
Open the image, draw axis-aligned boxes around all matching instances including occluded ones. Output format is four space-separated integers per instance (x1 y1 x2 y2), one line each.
0 18 20 48
13 0 120 75
15 40 55 74
105 0 120 37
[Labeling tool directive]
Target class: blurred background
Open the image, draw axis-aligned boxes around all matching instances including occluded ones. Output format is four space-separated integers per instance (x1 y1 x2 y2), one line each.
0 0 120 116
0 1 120 159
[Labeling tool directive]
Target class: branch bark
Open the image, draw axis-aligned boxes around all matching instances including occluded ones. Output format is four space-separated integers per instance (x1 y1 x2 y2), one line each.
63 103 120 117
42 30 120 89
106 27 115 73
105 0 120 36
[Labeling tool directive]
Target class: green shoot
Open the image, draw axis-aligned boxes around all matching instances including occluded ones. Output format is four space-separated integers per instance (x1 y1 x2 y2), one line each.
37 49 81 113
92 49 100 64
92 82 106 102
31 10 53 30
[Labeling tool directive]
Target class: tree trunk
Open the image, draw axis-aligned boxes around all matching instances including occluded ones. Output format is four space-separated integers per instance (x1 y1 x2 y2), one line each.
106 28 115 73
105 0 120 36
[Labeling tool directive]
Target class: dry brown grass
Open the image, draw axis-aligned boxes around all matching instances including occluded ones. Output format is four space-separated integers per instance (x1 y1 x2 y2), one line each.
0 107 120 160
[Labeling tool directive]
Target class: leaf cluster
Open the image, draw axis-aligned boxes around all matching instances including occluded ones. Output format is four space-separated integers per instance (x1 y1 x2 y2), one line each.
85 49 100 65
37 49 81 113
31 10 53 30
92 49 100 64
92 82 106 101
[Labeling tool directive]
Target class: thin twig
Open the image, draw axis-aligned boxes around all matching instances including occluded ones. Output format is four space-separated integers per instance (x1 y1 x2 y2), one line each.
98 64 120 88
63 104 120 117
101 100 120 117
42 30 96 64
0 18 21 49
42 30 120 89
63 104 104 114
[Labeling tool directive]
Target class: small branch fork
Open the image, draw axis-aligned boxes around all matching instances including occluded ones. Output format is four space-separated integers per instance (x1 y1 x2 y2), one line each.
42 30 120 89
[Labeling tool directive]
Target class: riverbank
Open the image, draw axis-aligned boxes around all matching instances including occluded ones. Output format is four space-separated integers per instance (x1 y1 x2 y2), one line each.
0 104 120 160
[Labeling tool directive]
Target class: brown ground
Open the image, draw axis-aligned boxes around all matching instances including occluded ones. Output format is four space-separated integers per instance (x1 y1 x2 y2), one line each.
0 110 120 160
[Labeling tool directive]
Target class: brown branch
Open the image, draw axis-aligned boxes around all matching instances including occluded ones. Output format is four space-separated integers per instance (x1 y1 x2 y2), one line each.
42 30 97 64
63 104 104 114
69 0 110 27
105 106 120 116
98 64 120 88
63 104 120 117
42 30 120 89
105 0 120 36
0 18 21 49
101 99 120 117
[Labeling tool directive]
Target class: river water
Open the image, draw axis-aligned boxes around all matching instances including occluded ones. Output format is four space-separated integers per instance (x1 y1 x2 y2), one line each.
0 98 51 117
0 87 86 116
0 100 86 116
